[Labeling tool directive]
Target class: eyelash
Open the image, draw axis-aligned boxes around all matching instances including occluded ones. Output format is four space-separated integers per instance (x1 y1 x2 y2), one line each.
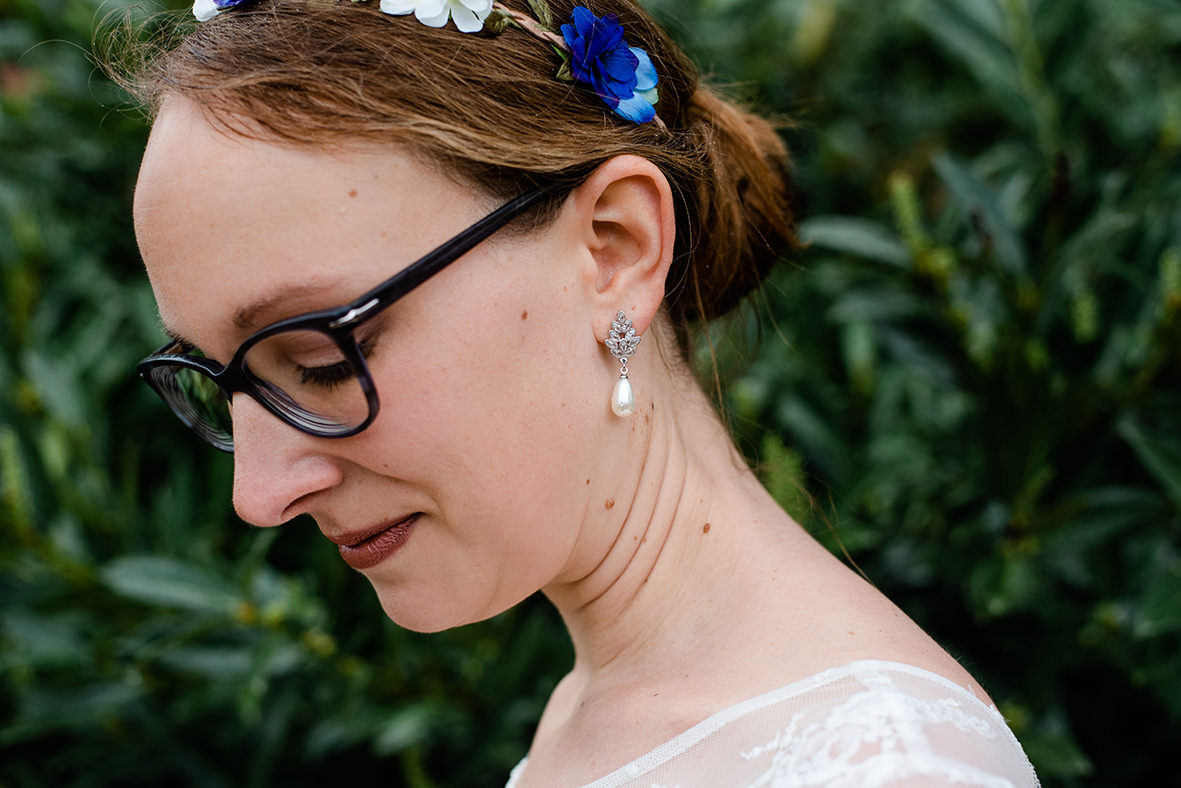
298 335 378 388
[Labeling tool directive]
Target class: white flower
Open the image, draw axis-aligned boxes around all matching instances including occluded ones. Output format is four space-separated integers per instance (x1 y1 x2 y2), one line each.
193 0 220 21
379 0 494 33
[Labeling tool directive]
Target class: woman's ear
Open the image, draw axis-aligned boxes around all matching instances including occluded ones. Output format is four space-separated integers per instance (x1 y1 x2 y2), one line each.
570 155 675 341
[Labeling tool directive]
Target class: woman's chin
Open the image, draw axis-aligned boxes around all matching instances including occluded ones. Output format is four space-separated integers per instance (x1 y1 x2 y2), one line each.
370 585 510 634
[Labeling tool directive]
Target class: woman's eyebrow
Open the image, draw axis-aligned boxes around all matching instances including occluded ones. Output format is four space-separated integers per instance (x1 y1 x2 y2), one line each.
232 281 339 332
155 281 344 353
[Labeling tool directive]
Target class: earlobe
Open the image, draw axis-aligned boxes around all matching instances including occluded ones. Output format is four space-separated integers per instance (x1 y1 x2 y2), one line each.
572 155 676 340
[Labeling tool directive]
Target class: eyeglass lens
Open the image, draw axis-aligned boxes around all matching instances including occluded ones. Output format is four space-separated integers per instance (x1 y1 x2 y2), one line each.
150 327 372 449
150 363 234 447
242 329 371 431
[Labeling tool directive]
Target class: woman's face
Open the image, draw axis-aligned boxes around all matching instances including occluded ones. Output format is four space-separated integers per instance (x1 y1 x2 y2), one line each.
134 99 614 631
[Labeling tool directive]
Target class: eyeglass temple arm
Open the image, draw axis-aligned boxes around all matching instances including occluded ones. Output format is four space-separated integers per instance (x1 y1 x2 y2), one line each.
329 186 556 330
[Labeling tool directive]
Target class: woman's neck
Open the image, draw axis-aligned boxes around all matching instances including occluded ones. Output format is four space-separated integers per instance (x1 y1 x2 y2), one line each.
541 366 802 689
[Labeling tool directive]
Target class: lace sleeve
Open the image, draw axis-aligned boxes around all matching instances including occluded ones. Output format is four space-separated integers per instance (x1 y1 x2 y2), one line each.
506 661 1040 788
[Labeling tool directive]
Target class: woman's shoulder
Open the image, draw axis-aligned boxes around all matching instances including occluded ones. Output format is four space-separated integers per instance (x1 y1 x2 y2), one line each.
507 659 1040 788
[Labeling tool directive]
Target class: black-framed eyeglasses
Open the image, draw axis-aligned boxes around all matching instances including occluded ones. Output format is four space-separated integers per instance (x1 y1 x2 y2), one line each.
138 186 556 452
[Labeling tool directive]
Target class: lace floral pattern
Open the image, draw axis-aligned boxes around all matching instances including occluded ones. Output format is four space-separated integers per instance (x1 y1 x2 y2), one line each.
505 661 1040 788
731 671 1015 788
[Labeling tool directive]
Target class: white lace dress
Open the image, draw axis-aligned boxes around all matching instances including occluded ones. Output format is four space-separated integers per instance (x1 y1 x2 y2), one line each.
504 660 1040 788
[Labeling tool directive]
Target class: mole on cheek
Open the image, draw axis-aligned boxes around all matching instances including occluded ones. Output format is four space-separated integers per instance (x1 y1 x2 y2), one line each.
521 310 529 320
605 498 615 510
348 189 358 198
703 523 711 534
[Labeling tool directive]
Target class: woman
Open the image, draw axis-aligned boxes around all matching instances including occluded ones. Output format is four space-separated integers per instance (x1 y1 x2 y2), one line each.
128 1 1040 785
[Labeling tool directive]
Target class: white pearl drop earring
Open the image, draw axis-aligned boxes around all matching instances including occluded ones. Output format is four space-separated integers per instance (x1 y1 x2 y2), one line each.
604 310 642 417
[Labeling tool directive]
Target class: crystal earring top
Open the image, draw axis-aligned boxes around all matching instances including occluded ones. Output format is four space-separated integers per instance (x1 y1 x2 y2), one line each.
605 311 641 360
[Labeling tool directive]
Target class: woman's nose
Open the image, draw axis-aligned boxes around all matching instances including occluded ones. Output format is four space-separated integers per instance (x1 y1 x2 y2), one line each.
229 393 343 527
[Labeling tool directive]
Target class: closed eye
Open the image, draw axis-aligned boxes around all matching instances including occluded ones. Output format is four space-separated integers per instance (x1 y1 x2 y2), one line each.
296 335 378 389
299 360 354 388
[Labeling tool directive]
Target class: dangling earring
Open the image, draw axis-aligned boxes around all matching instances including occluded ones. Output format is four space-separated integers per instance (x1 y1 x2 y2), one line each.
604 311 642 417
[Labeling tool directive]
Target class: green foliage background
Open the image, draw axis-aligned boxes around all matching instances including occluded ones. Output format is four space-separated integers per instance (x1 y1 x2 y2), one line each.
1 0 1178 785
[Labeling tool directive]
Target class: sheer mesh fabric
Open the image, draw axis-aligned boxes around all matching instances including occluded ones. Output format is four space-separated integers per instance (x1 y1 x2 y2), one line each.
505 661 1040 788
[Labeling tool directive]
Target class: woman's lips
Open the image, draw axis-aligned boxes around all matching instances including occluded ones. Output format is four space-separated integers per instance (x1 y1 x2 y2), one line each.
331 514 420 570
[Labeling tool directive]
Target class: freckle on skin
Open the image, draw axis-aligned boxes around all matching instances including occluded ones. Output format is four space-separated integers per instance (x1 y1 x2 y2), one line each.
703 523 710 534
348 189 358 198
521 310 528 320
586 479 590 485
605 498 615 510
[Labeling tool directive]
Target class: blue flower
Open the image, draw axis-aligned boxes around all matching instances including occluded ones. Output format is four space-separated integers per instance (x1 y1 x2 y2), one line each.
560 6 659 123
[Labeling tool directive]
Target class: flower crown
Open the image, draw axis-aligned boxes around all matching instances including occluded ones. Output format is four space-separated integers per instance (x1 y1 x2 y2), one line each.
193 0 662 126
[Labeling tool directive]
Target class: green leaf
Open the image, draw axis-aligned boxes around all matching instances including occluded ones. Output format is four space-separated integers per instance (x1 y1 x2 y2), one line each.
800 216 910 267
1134 585 1181 639
21 350 87 428
555 58 573 83
1019 724 1094 778
908 0 1028 125
968 554 1041 619
759 432 809 521
1 609 90 669
374 704 435 756
828 290 926 323
484 10 513 35
932 153 1028 276
526 0 554 30
157 645 254 678
1 682 146 745
101 555 243 616
1116 415 1181 509
775 396 851 484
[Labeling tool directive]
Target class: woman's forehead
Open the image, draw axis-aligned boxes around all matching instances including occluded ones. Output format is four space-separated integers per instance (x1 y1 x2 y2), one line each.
135 98 449 227
134 99 497 350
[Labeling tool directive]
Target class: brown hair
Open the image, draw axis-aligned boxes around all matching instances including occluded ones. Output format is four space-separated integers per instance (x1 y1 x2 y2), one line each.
115 0 796 342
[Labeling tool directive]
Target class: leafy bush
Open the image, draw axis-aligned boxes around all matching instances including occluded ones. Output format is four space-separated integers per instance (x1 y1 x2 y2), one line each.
648 0 1180 783
1 0 1178 786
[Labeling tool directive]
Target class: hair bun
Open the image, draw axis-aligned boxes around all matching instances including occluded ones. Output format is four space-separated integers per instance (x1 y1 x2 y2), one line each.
669 87 796 325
